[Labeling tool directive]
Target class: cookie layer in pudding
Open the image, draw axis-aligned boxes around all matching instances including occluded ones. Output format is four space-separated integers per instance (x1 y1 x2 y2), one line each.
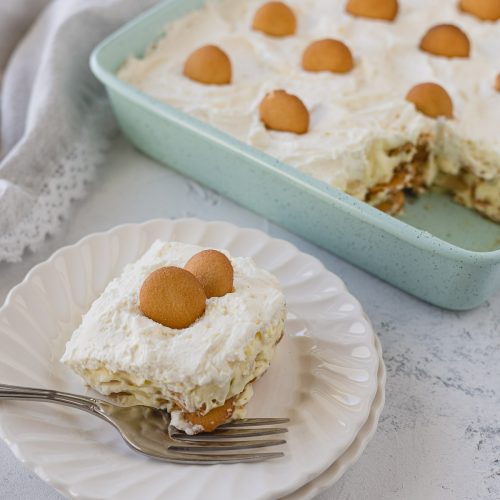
139 266 207 328
459 0 500 21
183 45 232 84
61 241 286 434
259 89 309 134
184 249 234 298
406 83 454 119
302 39 354 73
252 1 297 37
345 0 398 21
419 24 470 58
118 0 500 221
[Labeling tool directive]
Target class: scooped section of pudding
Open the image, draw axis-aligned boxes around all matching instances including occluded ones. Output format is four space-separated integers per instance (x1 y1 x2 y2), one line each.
61 240 286 434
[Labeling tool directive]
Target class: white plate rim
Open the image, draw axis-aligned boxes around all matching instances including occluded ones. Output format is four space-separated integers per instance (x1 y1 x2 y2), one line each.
284 333 386 499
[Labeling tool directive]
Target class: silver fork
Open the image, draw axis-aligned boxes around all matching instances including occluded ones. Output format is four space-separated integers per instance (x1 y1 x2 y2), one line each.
0 384 288 464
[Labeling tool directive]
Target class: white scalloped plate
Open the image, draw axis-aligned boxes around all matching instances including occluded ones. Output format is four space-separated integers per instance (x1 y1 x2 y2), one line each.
0 219 382 500
285 333 385 499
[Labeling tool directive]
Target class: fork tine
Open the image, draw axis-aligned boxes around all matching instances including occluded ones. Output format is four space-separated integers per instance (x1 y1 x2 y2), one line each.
170 427 288 440
154 451 284 464
168 439 286 452
219 418 290 427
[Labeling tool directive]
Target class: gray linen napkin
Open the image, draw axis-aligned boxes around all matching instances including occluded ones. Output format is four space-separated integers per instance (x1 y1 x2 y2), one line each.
0 0 158 262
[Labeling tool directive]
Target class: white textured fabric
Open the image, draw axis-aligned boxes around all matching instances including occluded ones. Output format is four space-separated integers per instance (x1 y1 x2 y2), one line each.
0 0 158 262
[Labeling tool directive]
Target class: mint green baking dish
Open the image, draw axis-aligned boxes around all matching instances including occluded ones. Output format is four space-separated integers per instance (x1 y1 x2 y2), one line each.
90 0 500 310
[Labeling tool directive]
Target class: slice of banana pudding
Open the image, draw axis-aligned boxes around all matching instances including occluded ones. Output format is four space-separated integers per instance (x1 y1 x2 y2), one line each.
61 240 286 434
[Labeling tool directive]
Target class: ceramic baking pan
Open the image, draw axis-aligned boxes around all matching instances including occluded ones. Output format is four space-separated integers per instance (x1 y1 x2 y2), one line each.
90 0 500 310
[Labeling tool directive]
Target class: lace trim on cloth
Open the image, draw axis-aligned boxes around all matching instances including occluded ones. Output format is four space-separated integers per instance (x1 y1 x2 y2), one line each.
0 98 115 262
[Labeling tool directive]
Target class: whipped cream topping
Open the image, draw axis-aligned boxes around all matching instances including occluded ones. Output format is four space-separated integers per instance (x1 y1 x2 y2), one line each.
118 0 500 199
61 241 286 413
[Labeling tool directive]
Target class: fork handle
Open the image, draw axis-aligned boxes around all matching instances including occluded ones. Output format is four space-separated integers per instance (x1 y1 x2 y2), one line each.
0 383 100 415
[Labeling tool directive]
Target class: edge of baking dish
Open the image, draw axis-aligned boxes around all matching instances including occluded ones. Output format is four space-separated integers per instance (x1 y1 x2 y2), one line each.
89 0 500 310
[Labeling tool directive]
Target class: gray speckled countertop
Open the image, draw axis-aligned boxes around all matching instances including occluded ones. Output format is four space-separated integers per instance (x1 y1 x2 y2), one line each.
0 137 499 500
